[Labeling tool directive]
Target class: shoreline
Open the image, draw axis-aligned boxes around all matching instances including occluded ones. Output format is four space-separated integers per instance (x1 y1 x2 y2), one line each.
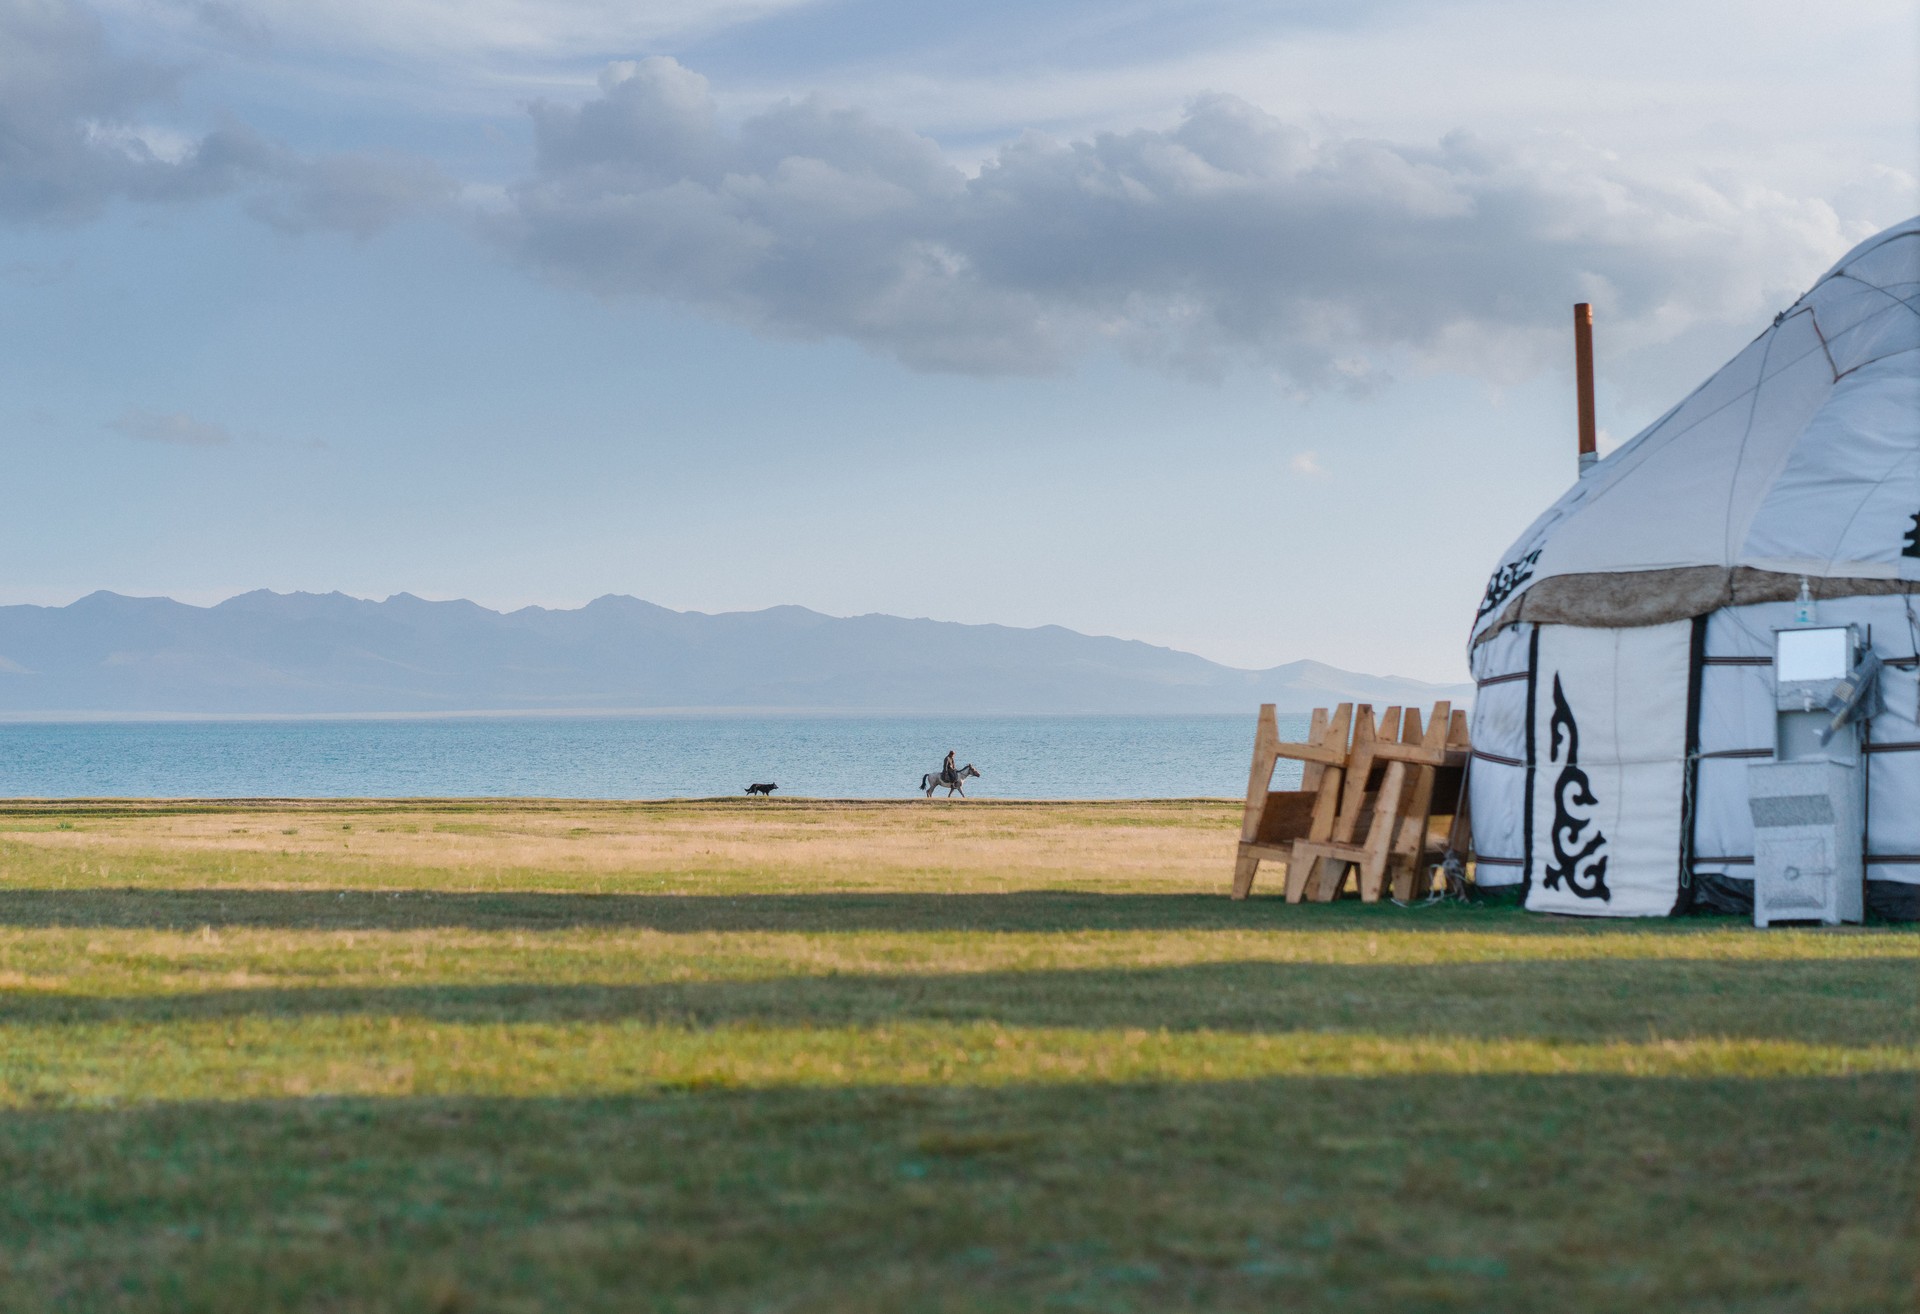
0 796 1241 814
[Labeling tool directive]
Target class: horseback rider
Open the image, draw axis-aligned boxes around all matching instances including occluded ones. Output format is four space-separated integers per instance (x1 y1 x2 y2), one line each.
941 750 957 786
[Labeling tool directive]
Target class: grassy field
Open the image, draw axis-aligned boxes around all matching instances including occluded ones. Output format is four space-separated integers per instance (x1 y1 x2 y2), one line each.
0 797 1915 1313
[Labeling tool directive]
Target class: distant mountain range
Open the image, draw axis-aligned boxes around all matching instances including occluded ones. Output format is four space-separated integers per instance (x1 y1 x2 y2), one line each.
0 591 1472 717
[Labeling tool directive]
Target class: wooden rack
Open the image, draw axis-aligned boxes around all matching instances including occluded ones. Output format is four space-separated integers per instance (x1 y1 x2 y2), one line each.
1230 702 1471 902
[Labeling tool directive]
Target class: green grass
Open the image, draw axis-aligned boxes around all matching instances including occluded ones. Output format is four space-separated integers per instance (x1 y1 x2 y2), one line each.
0 799 1915 1312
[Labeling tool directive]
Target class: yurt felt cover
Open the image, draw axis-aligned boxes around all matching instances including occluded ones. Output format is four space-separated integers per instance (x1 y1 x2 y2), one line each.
1467 625 1531 886
1471 216 1920 643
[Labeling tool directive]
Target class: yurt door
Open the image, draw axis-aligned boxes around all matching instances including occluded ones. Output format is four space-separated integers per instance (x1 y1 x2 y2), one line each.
1526 620 1698 916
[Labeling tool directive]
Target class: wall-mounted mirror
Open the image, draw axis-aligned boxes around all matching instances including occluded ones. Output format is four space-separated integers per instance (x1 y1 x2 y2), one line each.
1776 627 1852 682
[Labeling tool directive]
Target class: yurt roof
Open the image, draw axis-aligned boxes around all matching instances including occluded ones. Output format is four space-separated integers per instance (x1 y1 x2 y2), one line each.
1473 215 1920 645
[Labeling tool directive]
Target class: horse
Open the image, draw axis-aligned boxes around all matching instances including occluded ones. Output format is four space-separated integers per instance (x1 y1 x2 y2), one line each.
919 763 980 798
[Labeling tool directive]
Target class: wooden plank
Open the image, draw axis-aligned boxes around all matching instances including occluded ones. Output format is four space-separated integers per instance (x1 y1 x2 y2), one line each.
1288 839 1319 898
1391 703 1449 900
1371 712 1428 902
1238 704 1280 845
1331 704 1379 845
1439 705 1473 864
1377 706 1405 745
1300 706 1331 792
1232 704 1287 900
1369 740 1451 767
1292 704 1355 901
1314 704 1385 900
1288 704 1353 902
1269 740 1351 768
1385 708 1425 899
1231 849 1261 899
1239 841 1302 863
1310 834 1361 900
1305 704 1352 846
1253 792 1319 846
1357 758 1409 902
1296 841 1369 863
1293 841 1354 903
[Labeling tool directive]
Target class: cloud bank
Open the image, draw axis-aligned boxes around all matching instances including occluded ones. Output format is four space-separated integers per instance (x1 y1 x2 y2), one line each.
499 57 1876 385
5 1 1901 389
0 0 451 232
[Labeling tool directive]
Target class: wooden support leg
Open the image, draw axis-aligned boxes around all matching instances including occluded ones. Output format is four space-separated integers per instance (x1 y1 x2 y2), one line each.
1358 760 1408 902
1231 705 1281 898
1287 705 1352 903
1287 840 1318 902
1232 847 1261 900
1388 856 1417 903
1285 852 1315 903
1309 855 1349 902
1389 704 1448 902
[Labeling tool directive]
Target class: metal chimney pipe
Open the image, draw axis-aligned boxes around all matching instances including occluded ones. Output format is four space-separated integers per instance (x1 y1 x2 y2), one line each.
1574 302 1597 477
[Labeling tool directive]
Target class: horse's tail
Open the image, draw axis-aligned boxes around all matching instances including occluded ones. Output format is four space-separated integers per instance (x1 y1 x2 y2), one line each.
919 774 931 790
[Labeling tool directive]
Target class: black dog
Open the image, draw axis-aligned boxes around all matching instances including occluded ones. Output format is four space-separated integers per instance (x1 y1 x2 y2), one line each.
745 782 778 796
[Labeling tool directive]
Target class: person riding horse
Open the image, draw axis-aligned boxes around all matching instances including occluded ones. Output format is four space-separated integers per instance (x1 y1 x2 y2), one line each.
941 750 958 786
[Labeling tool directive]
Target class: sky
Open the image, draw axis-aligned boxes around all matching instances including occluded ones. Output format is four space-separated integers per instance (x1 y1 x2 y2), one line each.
0 0 1915 682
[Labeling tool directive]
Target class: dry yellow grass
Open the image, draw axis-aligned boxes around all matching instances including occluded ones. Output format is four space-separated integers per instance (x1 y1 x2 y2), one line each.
1 798 1236 893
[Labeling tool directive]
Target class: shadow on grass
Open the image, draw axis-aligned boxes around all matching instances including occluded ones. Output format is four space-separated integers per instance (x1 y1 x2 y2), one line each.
0 1075 1911 1313
0 887 1785 934
8 959 1916 1045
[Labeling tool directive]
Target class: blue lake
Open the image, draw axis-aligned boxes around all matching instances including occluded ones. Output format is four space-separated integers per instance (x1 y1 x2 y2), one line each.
0 714 1315 800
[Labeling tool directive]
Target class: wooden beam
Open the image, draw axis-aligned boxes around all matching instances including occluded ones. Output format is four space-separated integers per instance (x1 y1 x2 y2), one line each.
1269 740 1352 768
1300 706 1331 792
1357 759 1409 902
1391 702 1450 900
1331 704 1379 845
1368 741 1451 767
1238 704 1280 845
1288 702 1352 903
1239 841 1301 863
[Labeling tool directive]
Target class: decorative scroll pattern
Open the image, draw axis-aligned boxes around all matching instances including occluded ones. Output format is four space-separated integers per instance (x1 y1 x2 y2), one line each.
1477 549 1541 619
1543 675 1611 900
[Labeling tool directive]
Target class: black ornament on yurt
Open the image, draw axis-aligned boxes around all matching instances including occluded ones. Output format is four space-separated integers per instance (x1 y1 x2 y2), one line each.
1542 676 1610 901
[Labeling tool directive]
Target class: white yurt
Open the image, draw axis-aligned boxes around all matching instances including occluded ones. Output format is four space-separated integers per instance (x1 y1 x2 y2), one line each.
1468 215 1920 920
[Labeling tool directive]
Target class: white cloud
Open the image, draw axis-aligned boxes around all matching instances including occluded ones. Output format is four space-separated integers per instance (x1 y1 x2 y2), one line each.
497 57 1885 386
109 407 234 446
1290 451 1326 477
0 0 450 232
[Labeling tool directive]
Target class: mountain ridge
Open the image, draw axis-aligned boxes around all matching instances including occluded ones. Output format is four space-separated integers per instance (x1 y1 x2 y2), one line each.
0 591 1471 717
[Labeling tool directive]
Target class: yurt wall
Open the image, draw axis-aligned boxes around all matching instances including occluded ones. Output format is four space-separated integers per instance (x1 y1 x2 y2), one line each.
1469 596 1920 920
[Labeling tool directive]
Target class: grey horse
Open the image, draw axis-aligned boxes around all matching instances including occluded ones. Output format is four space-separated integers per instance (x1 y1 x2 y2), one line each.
919 763 981 798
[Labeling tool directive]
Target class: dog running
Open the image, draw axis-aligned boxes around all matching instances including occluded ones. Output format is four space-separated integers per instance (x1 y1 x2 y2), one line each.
744 782 778 796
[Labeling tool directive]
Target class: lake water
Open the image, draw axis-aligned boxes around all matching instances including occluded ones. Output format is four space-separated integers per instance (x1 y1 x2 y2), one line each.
0 714 1314 800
